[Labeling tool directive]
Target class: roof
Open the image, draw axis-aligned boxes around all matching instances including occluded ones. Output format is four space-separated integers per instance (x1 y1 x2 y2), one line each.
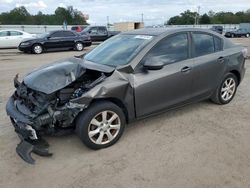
122 27 219 36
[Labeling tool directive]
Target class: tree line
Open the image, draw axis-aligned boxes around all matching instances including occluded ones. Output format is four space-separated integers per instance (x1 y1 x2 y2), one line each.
167 9 250 25
0 6 88 25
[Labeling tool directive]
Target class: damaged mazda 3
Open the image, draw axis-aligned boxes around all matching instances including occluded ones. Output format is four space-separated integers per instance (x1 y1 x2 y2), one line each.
6 28 246 164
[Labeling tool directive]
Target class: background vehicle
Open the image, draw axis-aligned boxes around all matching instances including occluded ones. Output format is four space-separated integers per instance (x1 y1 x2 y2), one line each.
0 30 36 48
225 28 250 38
6 28 246 164
210 26 223 34
80 26 120 41
71 26 85 32
18 30 92 54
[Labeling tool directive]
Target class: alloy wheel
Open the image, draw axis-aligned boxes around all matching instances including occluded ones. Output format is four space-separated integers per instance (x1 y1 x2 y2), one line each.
76 43 83 51
88 111 121 145
33 45 42 54
220 77 236 102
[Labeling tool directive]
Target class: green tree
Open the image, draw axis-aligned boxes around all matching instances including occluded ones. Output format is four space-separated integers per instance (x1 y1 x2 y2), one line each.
0 6 88 25
200 14 211 24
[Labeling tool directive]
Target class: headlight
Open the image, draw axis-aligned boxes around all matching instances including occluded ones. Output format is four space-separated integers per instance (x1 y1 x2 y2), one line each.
21 42 30 46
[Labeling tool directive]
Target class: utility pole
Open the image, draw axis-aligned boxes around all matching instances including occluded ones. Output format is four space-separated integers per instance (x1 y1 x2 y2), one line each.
197 6 201 25
107 16 110 29
141 13 144 23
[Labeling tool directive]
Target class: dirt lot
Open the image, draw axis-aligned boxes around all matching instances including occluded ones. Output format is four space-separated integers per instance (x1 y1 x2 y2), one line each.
0 38 250 188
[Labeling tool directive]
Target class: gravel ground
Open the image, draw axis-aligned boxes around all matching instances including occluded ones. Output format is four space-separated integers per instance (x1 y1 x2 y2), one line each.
0 38 250 188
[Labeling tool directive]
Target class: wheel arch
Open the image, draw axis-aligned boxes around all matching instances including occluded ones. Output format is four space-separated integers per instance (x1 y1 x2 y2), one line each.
32 43 44 50
229 70 241 85
90 98 129 123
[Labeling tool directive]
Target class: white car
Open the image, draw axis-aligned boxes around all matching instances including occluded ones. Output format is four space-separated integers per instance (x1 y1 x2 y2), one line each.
0 30 36 48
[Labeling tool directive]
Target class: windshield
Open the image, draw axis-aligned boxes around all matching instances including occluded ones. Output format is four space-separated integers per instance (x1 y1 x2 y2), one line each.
84 34 153 66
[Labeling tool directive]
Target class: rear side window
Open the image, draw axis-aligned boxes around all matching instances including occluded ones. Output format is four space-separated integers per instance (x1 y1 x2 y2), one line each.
63 31 75 37
10 31 23 36
0 31 9 37
98 27 107 35
50 31 64 38
145 33 189 65
214 37 223 51
193 33 214 57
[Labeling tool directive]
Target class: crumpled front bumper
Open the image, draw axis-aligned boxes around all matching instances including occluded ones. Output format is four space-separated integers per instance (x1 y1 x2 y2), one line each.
6 96 52 164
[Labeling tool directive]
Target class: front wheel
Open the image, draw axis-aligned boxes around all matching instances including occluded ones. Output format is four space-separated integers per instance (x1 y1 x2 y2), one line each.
76 101 126 150
211 73 238 105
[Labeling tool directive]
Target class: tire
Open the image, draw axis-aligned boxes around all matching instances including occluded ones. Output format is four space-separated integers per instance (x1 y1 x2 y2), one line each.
231 34 234 38
75 42 84 51
211 73 238 105
76 101 126 150
32 44 43 54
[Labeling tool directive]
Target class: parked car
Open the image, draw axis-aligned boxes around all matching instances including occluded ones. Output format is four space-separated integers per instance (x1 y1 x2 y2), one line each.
18 30 92 54
6 28 247 164
210 26 223 34
225 28 250 38
71 26 85 32
0 30 36 48
81 26 120 41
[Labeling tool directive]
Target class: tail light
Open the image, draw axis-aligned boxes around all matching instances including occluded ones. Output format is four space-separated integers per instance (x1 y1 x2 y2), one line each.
241 48 248 59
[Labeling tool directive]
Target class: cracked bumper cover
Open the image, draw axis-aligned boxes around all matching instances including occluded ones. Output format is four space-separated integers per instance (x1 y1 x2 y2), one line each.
6 96 52 164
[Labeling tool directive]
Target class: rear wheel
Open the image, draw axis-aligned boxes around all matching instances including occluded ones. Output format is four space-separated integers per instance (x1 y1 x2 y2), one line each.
211 73 238 105
75 42 84 51
32 44 43 54
76 101 125 150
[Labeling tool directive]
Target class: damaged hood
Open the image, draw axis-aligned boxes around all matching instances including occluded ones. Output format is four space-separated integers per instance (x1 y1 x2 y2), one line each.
24 57 115 94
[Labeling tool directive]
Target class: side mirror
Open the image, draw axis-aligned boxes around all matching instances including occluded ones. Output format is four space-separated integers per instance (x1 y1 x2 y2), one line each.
143 58 164 70
47 36 51 40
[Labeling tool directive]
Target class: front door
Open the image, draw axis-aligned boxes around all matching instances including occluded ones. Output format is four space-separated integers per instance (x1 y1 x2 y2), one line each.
134 33 194 117
44 31 63 49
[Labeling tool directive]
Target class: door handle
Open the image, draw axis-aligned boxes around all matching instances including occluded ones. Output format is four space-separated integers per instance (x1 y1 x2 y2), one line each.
217 57 225 63
181 66 191 73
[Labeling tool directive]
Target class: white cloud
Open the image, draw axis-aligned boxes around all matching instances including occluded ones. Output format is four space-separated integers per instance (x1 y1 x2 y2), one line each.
1 0 250 25
58 2 67 8
0 0 14 3
16 0 47 9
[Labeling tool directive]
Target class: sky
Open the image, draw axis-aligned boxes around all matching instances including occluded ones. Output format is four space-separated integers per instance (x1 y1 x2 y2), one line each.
0 0 250 25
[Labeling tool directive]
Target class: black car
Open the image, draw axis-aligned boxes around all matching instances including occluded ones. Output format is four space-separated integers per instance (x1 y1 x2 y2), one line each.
210 26 223 34
225 28 250 38
81 26 120 41
6 28 246 164
18 30 92 54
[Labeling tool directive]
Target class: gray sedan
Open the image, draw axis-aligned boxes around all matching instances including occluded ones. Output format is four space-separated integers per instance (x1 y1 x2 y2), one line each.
6 28 247 164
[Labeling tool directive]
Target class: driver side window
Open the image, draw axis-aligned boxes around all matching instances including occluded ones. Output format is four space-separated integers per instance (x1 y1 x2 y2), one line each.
145 33 189 65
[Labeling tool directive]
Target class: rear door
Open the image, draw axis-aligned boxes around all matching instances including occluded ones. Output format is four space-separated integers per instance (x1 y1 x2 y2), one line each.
9 31 24 47
97 27 108 41
0 31 10 48
61 31 76 48
190 32 226 99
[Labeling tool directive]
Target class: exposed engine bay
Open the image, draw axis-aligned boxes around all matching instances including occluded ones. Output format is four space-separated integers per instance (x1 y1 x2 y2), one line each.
6 57 133 164
6 58 113 164
13 69 107 132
